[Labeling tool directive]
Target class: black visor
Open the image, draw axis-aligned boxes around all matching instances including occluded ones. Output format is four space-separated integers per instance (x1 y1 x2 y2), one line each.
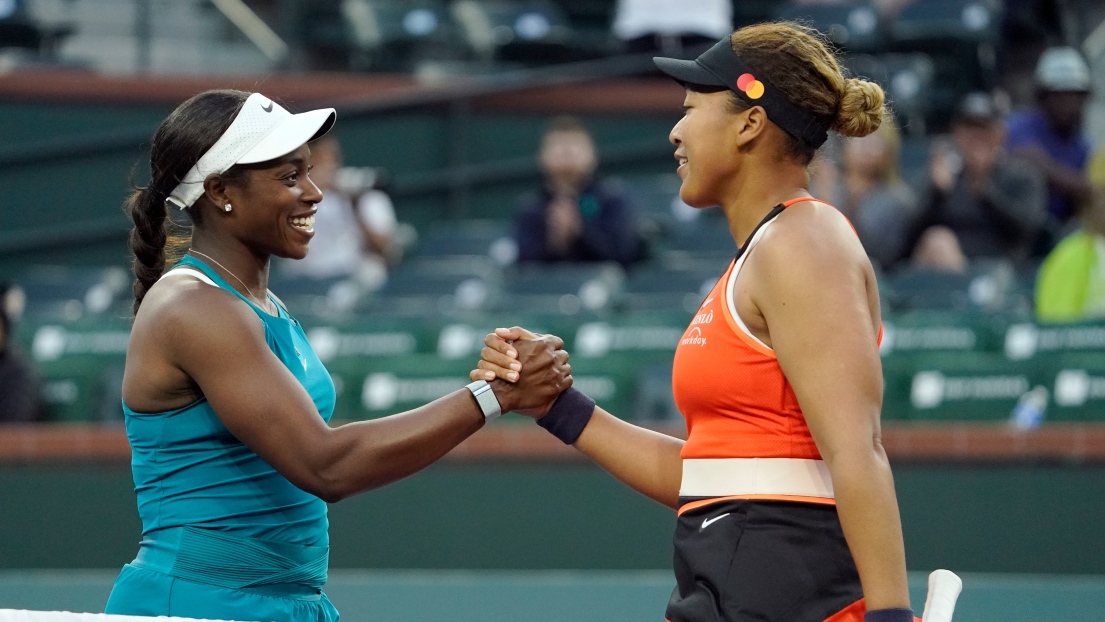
654 38 831 149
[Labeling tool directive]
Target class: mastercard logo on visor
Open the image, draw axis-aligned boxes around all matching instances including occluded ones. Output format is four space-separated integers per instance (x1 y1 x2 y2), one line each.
737 73 764 99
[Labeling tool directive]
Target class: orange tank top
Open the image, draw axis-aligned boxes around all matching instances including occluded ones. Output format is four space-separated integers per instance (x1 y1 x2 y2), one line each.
672 198 877 462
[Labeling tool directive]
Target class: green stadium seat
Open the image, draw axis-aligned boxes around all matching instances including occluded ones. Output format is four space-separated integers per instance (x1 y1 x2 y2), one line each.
413 219 512 260
452 0 594 66
1001 321 1105 361
882 351 1048 422
884 267 973 312
773 1 886 54
844 54 935 135
268 274 360 318
890 0 1002 45
362 257 502 316
340 0 468 71
1046 353 1105 423
887 0 1002 131
620 264 717 313
16 316 131 422
323 354 479 420
501 262 625 315
879 311 1008 358
17 265 130 322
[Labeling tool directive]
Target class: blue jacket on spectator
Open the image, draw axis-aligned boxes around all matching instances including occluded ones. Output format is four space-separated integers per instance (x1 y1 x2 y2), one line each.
1006 109 1090 223
514 180 640 266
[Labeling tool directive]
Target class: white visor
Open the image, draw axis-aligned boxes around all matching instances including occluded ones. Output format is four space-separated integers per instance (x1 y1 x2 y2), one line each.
167 92 336 209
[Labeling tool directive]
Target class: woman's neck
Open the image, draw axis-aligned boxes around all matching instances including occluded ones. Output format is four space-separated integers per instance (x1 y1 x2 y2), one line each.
187 231 270 298
720 159 812 245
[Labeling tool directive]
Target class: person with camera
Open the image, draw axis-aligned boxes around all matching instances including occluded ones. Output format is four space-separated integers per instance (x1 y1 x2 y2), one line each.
911 92 1047 271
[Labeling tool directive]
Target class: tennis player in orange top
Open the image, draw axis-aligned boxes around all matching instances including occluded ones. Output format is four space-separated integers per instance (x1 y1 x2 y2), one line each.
475 23 918 622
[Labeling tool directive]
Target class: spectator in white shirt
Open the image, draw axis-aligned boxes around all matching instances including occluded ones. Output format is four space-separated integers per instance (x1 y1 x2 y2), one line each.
278 135 402 290
613 0 732 56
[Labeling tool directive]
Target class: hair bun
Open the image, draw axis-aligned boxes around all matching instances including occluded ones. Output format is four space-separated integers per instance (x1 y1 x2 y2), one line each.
832 78 887 138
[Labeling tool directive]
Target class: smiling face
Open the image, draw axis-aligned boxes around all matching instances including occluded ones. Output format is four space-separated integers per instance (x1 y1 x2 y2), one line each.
670 89 747 208
217 143 323 260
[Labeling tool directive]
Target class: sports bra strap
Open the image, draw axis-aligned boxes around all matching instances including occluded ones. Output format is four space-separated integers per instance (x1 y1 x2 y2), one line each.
158 267 218 287
736 203 785 261
735 197 827 261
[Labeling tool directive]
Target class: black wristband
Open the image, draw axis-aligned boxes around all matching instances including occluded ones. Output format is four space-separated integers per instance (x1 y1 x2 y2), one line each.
864 608 915 622
536 388 596 445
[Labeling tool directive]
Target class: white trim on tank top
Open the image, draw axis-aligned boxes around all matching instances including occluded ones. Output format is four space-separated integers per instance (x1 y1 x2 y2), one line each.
157 267 217 287
724 212 784 352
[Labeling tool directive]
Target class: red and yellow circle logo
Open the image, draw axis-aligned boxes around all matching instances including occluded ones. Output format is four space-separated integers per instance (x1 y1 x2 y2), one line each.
736 73 764 100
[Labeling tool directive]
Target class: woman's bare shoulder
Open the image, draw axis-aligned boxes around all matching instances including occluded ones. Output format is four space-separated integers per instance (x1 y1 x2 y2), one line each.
133 275 263 348
763 200 866 261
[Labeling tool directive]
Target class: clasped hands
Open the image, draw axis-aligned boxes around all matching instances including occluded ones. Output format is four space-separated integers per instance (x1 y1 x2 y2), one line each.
468 327 572 418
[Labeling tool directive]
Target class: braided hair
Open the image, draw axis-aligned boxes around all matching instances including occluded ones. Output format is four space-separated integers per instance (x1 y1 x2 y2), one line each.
126 89 250 314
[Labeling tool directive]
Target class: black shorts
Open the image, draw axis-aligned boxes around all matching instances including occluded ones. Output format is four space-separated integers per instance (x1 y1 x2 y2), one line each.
666 498 864 622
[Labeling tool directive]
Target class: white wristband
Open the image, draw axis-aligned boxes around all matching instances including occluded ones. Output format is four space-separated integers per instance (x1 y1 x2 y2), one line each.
466 380 502 422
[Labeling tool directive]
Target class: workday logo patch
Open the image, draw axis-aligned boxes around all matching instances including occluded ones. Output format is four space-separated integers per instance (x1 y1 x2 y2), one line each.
681 327 707 347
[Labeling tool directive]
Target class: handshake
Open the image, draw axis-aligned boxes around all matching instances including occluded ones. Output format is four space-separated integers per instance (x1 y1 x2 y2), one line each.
467 326 575 419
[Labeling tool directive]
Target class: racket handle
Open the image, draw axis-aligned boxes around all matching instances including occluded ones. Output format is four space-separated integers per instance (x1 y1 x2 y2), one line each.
921 569 963 622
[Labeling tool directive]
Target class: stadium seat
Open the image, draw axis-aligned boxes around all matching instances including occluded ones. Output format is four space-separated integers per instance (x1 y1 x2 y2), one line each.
662 217 737 255
889 0 1002 45
1047 353 1105 423
732 0 780 28
0 0 74 64
501 262 624 315
884 267 973 312
15 316 132 422
363 257 501 316
897 135 931 193
451 0 589 66
773 1 885 54
620 264 718 313
886 0 1002 131
414 219 513 261
267 274 360 319
324 354 475 420
879 310 1008 359
340 0 467 71
881 350 1046 422
844 53 936 135
17 265 130 322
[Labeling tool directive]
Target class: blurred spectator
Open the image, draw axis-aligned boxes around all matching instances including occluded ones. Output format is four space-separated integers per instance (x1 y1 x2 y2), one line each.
1035 147 1105 322
810 120 920 270
0 283 44 423
613 0 731 56
912 92 1047 271
514 117 641 266
1006 47 1094 228
279 135 402 290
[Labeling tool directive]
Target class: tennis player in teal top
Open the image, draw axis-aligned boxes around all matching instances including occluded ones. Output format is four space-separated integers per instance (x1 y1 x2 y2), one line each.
106 89 573 621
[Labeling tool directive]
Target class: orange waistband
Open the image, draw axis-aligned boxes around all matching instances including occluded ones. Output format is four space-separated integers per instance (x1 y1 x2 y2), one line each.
678 494 837 516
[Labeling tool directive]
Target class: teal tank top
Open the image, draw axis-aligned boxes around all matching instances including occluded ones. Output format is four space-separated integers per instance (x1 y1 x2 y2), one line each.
123 255 336 549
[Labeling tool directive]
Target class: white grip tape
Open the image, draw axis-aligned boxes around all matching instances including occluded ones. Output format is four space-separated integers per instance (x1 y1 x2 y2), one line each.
921 569 963 622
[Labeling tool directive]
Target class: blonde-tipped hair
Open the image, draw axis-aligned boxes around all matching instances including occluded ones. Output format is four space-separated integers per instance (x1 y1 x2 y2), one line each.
728 22 889 163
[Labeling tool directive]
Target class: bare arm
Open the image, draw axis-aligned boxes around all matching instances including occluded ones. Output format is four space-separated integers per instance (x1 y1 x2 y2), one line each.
572 406 684 508
153 288 567 503
748 205 910 612
474 327 684 509
1013 145 1093 207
